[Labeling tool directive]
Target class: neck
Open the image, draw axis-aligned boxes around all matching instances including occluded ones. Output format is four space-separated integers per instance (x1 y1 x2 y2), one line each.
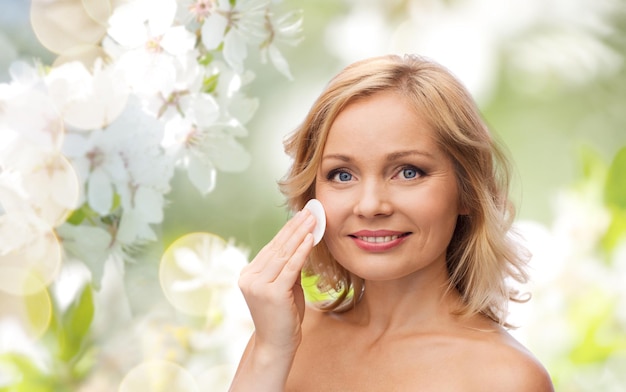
343 263 464 334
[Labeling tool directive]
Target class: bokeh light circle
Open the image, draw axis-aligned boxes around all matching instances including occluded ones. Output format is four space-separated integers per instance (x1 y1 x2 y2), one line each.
0 271 52 340
30 0 108 54
0 89 66 151
81 0 113 26
53 44 109 70
160 232 240 317
20 153 81 228
0 211 63 295
119 360 199 392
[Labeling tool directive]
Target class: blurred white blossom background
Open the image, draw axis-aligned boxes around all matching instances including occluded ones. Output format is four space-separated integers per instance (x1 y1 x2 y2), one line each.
0 0 301 390
1 0 626 391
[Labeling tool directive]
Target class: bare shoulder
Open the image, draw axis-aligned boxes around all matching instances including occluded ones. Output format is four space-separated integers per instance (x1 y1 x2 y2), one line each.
468 326 554 392
292 307 555 392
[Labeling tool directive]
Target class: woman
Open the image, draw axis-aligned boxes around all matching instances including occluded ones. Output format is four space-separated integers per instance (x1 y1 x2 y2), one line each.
230 54 554 391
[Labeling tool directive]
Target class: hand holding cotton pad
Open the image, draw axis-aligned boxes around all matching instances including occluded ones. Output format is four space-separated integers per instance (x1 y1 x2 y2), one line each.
303 199 326 245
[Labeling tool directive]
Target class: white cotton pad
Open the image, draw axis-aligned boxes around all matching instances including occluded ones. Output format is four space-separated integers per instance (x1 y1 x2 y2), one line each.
303 199 326 246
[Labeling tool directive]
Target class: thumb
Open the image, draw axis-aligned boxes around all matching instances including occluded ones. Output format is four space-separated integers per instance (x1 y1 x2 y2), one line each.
293 274 306 322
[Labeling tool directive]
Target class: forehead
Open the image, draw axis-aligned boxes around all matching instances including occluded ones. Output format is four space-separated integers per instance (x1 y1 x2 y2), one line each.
323 91 443 158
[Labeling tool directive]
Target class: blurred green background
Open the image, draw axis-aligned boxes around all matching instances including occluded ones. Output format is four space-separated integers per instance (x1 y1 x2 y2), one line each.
2 0 626 390
163 0 626 254
4 0 624 252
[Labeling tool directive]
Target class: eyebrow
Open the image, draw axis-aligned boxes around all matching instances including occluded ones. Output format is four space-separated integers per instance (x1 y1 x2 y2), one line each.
322 149 435 162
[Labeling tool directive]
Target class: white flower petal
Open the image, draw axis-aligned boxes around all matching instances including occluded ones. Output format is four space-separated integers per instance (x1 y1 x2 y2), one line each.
223 29 248 73
56 224 111 286
146 0 177 36
46 61 92 103
161 26 196 56
62 134 91 157
162 115 191 150
201 13 228 50
173 247 206 275
87 168 113 215
134 186 164 223
117 209 158 244
193 94 220 127
107 2 148 48
118 51 177 96
228 95 258 126
116 210 139 244
188 154 216 195
171 278 206 292
222 120 248 138
64 62 129 130
104 154 128 183
268 44 293 80
3 89 64 147
138 223 158 241
8 61 39 87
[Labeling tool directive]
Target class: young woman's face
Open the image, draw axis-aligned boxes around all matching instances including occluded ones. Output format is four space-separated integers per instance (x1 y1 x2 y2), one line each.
315 91 463 282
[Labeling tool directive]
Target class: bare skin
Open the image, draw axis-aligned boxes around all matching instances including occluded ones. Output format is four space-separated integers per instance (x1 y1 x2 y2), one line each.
288 292 551 391
230 91 554 391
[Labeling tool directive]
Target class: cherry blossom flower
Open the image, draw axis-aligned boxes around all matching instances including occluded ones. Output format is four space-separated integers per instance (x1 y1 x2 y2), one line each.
259 9 304 80
106 0 196 96
0 0 301 387
200 0 261 72
0 63 64 150
45 59 129 131
63 96 173 228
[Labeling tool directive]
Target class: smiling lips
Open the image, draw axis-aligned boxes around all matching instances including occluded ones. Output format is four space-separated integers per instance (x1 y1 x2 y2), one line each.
349 230 411 251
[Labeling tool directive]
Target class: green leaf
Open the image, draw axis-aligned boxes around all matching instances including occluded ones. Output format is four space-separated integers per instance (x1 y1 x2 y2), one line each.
601 147 626 252
65 207 86 225
66 284 94 341
23 284 53 338
202 73 220 94
568 289 624 364
58 284 94 362
578 145 607 181
601 208 626 253
111 192 121 211
65 203 102 225
0 353 54 392
198 52 214 66
71 346 98 380
604 146 626 210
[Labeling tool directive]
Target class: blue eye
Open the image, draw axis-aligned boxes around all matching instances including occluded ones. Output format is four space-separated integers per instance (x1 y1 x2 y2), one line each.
402 169 417 178
329 170 353 182
338 171 352 182
398 165 423 179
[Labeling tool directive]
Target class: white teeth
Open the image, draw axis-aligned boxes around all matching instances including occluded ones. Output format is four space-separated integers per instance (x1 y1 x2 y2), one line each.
358 235 399 243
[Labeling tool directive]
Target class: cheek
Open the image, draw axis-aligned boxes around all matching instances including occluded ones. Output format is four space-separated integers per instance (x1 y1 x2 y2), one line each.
315 190 348 237
423 200 461 241
402 189 460 231
316 196 339 229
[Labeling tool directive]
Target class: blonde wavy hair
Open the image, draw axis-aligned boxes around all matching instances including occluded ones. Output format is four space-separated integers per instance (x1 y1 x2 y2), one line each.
278 54 529 325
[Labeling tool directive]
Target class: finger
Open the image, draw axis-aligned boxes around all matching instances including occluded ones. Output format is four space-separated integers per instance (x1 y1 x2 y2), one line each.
244 210 316 279
240 233 312 317
268 210 315 257
292 274 306 322
240 210 307 275
272 232 313 290
254 214 315 282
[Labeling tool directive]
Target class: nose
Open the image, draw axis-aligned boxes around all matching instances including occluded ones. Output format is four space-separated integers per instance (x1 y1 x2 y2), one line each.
353 181 393 218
